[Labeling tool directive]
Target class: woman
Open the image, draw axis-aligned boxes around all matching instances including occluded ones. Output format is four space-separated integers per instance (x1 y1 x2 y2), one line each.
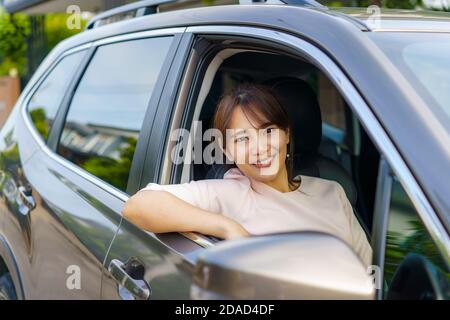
123 83 372 267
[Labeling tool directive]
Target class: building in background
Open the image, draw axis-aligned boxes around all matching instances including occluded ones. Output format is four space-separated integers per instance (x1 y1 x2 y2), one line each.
0 0 235 125
0 74 19 128
0 0 235 85
2 0 135 14
1 0 235 13
1 0 135 87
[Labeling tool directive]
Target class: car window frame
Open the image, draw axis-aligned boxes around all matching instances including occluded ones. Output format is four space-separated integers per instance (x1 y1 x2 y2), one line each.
20 27 185 202
54 32 182 195
371 155 393 299
45 47 95 150
142 25 450 268
25 46 92 145
373 155 450 299
139 31 220 250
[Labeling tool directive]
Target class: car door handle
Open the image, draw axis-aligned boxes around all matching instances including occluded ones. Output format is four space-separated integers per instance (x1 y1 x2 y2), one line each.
108 258 151 300
18 186 36 212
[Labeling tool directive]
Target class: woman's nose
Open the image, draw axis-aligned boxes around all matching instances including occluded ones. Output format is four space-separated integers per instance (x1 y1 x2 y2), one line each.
249 135 270 157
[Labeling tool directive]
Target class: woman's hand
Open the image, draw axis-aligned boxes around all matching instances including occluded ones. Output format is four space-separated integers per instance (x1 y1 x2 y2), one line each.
223 220 251 240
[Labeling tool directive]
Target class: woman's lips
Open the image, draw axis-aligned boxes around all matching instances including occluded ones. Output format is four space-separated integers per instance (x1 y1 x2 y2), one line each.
253 157 273 169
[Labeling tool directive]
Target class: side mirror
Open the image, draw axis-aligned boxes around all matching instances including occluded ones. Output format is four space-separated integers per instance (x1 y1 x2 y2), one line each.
191 231 375 299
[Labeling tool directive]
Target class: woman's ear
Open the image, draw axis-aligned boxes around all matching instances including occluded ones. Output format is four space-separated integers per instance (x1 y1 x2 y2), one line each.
286 128 290 144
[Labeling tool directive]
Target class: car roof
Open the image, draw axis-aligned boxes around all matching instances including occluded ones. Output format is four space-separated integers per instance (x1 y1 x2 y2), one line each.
55 4 450 53
55 5 367 52
330 7 450 32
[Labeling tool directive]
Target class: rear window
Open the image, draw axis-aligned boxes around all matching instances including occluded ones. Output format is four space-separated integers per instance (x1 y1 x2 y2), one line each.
57 36 173 192
27 51 85 141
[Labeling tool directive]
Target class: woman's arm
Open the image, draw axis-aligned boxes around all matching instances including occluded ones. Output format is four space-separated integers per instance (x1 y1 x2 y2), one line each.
122 189 250 240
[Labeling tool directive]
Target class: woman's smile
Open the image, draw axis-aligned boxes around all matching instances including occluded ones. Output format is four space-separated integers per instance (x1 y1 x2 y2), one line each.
253 156 274 169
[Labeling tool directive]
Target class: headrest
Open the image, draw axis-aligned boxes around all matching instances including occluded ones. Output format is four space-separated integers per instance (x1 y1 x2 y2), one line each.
264 77 322 157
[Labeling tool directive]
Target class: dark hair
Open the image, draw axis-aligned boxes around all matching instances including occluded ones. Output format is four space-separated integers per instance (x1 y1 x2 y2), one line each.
212 83 300 191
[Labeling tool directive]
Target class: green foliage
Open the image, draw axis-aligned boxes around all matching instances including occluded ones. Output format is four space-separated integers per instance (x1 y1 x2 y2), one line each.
0 7 87 78
45 13 87 52
82 137 137 192
326 0 424 9
0 144 19 170
29 108 50 141
383 0 423 9
384 215 450 289
0 7 30 76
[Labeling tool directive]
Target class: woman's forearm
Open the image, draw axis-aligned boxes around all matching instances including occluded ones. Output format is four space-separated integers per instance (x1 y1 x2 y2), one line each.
122 190 239 239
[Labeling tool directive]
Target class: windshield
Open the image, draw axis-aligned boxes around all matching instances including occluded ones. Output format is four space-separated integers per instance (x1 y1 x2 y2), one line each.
369 32 450 133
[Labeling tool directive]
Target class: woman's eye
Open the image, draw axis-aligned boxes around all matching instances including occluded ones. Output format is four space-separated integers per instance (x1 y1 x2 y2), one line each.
235 136 248 143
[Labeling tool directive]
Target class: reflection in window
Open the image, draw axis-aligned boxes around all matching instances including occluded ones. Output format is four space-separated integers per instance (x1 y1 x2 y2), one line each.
384 176 450 299
317 72 346 133
27 51 85 141
58 36 173 192
403 41 450 124
370 33 450 135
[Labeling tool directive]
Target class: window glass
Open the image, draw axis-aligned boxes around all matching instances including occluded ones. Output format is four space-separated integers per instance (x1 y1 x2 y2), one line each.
57 37 173 192
317 73 346 134
384 176 450 299
308 72 347 147
27 51 85 141
370 33 450 135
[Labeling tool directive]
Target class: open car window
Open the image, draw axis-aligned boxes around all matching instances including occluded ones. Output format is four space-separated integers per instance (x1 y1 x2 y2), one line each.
172 42 379 249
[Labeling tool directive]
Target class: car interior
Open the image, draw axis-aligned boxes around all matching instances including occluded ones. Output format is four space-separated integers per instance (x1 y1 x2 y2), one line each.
178 45 381 243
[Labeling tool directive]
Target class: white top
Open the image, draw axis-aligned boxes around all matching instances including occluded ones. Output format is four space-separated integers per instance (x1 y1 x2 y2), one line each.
141 167 373 267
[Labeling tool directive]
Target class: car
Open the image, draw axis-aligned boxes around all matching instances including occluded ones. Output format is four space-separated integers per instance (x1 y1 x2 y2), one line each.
0 0 449 300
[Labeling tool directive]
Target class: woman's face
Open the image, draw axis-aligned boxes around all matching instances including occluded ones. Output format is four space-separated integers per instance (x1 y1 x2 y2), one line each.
224 106 290 183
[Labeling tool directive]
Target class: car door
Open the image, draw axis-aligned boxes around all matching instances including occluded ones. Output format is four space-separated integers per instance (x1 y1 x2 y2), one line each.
372 158 450 300
0 48 93 299
100 31 209 300
104 25 380 300
102 23 450 300
102 25 378 300
1 29 180 299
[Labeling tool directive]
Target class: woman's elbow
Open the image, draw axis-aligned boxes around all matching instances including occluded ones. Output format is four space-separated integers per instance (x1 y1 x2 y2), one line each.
122 190 172 233
122 191 162 230
122 193 145 222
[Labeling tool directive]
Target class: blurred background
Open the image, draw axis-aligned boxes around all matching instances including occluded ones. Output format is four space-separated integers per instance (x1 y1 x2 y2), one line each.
0 0 449 127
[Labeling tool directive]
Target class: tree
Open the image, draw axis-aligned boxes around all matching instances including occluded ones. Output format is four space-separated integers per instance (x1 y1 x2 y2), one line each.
0 7 30 77
325 0 424 9
45 13 87 52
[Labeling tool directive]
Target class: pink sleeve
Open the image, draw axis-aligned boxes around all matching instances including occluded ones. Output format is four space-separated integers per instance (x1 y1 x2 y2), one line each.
139 180 220 214
336 183 373 268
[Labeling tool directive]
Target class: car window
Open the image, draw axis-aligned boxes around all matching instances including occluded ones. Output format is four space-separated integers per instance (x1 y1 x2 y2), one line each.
383 175 450 299
57 36 173 192
27 51 85 142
